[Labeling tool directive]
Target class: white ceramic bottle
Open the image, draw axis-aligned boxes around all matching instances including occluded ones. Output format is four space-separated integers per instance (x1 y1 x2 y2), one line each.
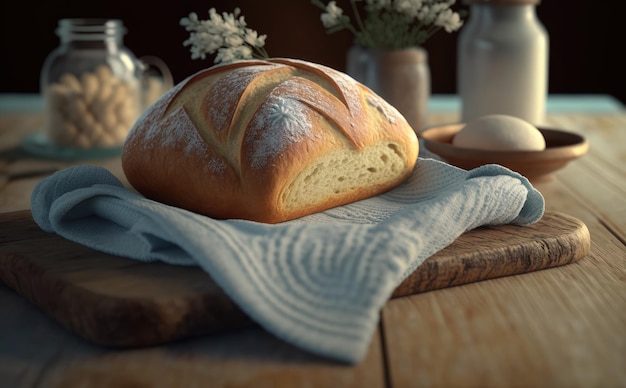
457 0 549 126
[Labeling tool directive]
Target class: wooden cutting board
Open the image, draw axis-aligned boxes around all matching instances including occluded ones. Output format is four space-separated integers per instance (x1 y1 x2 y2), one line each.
0 210 590 348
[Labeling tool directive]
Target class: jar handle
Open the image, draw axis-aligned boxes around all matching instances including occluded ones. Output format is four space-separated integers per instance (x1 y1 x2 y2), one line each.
139 55 174 108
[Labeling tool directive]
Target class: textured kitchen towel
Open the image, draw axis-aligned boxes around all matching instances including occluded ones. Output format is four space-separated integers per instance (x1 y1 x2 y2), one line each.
30 158 544 364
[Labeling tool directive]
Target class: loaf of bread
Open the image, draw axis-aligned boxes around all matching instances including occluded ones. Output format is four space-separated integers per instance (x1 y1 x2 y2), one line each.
122 58 419 223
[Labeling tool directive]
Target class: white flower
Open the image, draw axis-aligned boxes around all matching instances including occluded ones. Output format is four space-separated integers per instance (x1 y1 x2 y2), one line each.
181 7 268 64
221 13 241 35
224 34 244 48
215 47 237 64
431 2 451 15
434 8 463 33
180 12 199 28
244 30 267 47
215 45 253 64
320 1 344 28
207 8 225 30
314 0 465 49
393 0 423 18
416 5 434 23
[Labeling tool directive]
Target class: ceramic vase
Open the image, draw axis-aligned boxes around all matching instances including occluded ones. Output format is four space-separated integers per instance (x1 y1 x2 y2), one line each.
346 45 430 133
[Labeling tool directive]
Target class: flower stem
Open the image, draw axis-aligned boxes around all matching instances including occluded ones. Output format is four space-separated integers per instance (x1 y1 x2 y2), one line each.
422 25 442 43
254 45 269 59
349 0 372 46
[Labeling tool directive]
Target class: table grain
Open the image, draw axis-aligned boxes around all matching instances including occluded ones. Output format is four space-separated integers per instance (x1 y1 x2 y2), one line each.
1 102 625 388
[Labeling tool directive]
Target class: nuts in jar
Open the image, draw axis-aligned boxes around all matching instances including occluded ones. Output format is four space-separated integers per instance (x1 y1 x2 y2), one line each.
44 65 140 149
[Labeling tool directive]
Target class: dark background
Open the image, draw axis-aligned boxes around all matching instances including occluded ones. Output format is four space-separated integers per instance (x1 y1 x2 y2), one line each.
1 0 624 105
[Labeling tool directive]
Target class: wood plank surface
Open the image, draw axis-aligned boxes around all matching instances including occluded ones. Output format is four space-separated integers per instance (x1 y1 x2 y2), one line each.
0 210 589 350
382 180 626 388
0 280 387 388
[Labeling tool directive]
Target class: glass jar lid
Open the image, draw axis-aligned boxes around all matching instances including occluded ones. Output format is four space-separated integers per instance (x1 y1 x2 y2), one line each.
56 18 127 41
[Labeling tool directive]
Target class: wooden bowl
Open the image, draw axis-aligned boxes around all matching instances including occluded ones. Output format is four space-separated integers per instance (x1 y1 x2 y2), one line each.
420 123 589 182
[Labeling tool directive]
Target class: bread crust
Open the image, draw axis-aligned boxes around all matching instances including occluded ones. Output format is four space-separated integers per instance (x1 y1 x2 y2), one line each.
122 58 419 223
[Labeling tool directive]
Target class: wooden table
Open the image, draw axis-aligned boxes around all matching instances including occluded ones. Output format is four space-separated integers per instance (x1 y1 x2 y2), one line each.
1 95 625 387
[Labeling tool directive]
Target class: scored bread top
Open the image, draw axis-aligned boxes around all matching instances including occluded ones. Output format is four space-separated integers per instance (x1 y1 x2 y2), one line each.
122 58 419 223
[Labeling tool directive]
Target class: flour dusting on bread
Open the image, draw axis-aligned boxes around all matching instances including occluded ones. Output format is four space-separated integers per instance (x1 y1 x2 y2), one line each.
367 95 399 124
275 58 365 122
208 69 258 137
248 96 314 169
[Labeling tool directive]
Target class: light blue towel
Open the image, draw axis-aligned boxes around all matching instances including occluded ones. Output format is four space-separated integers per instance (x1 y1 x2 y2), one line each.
30 157 544 364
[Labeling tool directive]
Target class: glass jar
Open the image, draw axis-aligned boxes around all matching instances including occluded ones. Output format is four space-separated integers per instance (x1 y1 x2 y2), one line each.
457 0 549 125
41 19 148 150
